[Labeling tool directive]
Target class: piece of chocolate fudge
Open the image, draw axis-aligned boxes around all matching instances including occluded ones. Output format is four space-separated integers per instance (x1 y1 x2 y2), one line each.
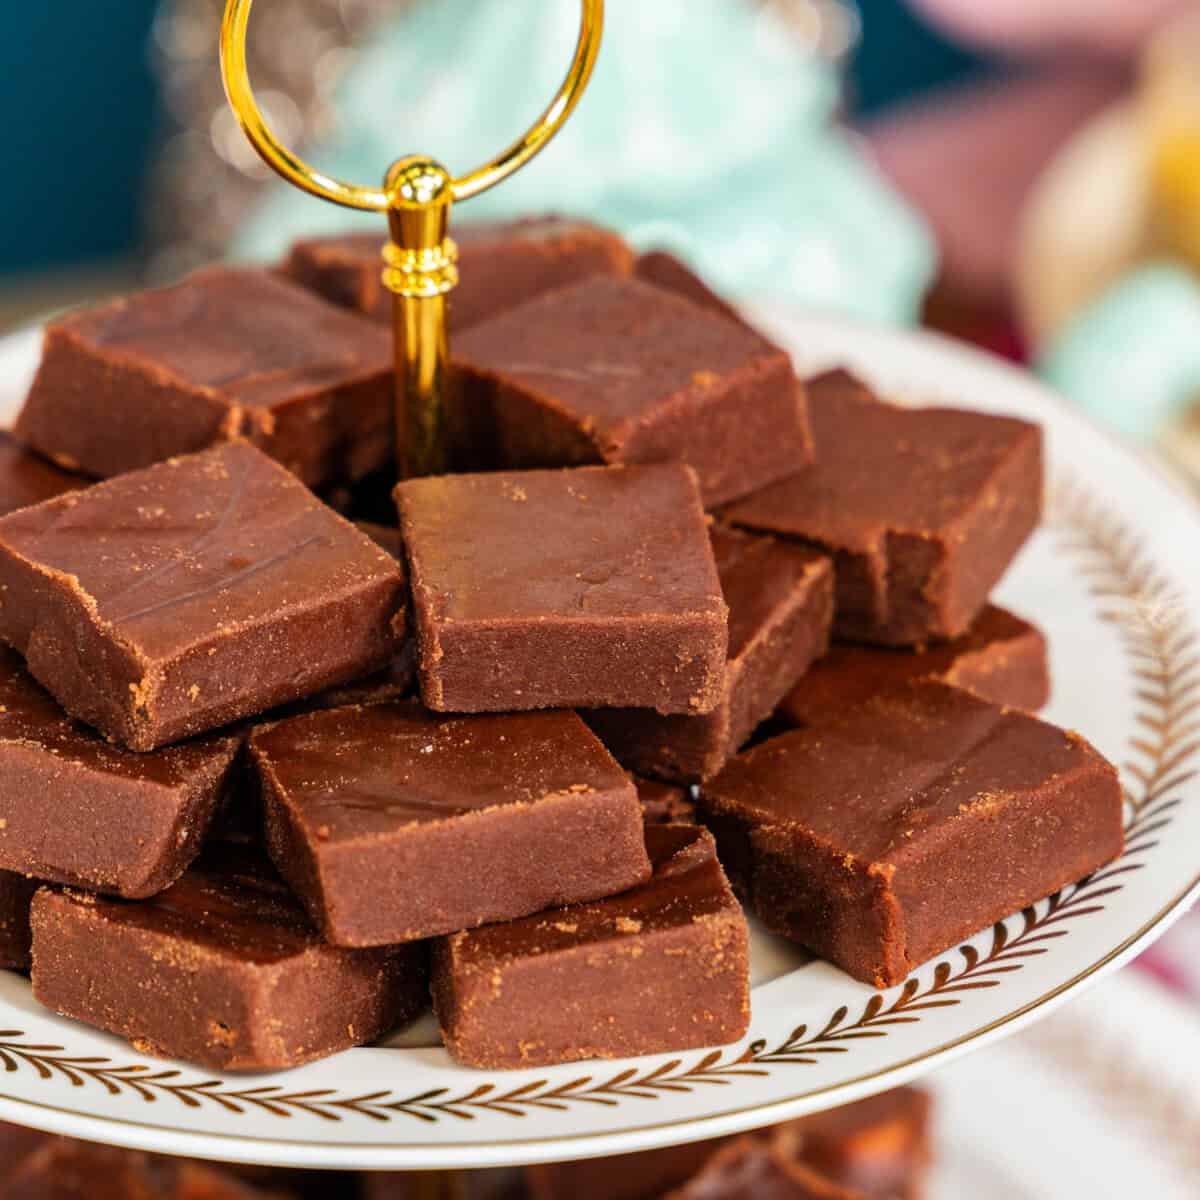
781 605 1049 728
636 778 697 825
0 868 39 968
525 1087 930 1200
635 250 747 326
702 680 1123 987
663 1138 865 1200
397 464 728 714
251 704 649 946
0 648 237 896
31 845 427 1071
432 824 749 1068
724 369 1043 645
775 1088 932 1200
3 1139 183 1200
285 216 634 331
450 275 810 506
0 441 405 751
363 1167 525 1200
0 1124 55 1191
0 1133 289 1200
17 267 395 487
526 1141 726 1200
0 432 83 516
585 526 832 782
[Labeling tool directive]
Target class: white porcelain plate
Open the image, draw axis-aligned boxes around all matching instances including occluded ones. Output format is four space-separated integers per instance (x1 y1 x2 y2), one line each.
0 309 1196 1170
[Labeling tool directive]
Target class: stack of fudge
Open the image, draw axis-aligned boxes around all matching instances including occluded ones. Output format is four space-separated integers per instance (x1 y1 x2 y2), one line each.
0 215 1122 1079
0 1084 931 1197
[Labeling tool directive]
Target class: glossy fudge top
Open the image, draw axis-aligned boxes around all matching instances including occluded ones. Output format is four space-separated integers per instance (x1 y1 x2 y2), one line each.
445 824 732 964
251 704 631 840
0 433 81 516
74 846 324 966
452 275 786 441
396 464 726 624
49 266 390 412
0 440 401 662
0 648 226 786
706 680 1112 866
724 369 1040 550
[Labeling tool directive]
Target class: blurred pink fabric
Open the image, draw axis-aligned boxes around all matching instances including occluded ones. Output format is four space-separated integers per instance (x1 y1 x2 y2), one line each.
863 67 1126 306
1137 914 1200 1002
861 2 1197 305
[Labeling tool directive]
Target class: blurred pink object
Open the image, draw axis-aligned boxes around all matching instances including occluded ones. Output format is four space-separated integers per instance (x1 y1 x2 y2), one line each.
1135 908 1200 1002
864 68 1126 305
910 0 1195 56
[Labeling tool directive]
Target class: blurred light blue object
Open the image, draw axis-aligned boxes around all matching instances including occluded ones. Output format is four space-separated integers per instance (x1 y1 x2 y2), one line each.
235 0 934 325
1040 264 1200 441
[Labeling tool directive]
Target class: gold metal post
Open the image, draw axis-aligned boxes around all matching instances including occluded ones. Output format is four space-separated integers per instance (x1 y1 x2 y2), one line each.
382 157 457 477
219 0 604 477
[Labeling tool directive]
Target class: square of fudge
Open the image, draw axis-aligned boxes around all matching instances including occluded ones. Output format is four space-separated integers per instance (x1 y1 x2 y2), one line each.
284 215 634 331
524 1086 931 1200
4 1141 178 1200
780 604 1049 728
585 525 833 782
4 1141 279 1200
0 432 82 517
250 704 650 946
0 648 237 896
450 275 811 506
772 1087 932 1200
0 1126 53 1188
702 680 1123 987
663 1138 862 1200
0 441 405 751
30 845 428 1071
724 369 1043 645
16 267 393 487
396 463 728 714
526 1141 727 1200
432 823 749 1068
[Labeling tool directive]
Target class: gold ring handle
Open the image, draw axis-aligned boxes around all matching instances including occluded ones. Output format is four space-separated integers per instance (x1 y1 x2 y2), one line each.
219 0 603 479
219 0 604 211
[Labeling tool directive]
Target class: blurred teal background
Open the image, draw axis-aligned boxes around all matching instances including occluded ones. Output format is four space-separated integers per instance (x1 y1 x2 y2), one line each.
1 2 160 276
0 0 987 280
